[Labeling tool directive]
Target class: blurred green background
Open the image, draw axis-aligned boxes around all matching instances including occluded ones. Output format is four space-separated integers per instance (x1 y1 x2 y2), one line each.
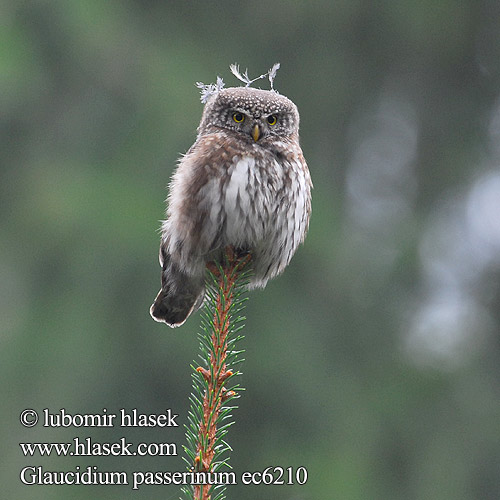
2 1 500 499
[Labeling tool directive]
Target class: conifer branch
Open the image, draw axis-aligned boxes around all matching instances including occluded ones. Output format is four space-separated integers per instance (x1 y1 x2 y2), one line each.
182 248 250 500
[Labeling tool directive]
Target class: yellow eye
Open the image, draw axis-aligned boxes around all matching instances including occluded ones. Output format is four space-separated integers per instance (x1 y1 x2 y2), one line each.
232 112 245 123
267 114 277 126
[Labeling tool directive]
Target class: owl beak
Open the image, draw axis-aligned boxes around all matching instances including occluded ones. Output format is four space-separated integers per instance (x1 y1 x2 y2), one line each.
252 124 261 142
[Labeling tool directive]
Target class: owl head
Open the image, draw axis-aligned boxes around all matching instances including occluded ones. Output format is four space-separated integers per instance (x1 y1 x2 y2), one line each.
198 87 300 143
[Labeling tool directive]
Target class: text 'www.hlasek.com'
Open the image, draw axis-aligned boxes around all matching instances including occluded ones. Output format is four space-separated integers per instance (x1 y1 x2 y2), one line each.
19 408 308 490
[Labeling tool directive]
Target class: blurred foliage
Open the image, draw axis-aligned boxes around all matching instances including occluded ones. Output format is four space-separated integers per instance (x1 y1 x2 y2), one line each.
2 1 500 499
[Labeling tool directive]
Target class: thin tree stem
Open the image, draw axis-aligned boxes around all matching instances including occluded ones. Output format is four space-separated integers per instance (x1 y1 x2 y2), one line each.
193 251 249 500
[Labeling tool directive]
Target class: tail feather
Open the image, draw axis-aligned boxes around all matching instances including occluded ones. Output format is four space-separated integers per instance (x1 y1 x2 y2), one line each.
150 253 204 327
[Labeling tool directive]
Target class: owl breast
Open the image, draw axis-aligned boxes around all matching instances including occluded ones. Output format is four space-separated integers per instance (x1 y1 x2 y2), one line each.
211 150 308 287
165 135 311 289
223 156 273 244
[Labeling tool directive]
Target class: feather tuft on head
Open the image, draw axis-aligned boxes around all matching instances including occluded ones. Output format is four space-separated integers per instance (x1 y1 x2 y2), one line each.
197 63 281 102
268 62 281 90
196 76 225 103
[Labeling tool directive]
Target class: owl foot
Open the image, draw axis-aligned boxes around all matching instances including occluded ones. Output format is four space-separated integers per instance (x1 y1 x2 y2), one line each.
206 246 252 276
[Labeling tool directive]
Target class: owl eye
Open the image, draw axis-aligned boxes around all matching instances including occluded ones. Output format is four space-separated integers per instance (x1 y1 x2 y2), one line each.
232 112 245 123
267 114 278 126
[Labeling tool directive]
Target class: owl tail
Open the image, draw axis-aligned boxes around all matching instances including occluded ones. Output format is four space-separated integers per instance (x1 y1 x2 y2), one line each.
150 253 205 328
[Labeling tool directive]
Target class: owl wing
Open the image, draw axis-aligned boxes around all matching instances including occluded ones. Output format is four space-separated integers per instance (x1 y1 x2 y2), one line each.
162 133 244 274
151 134 241 327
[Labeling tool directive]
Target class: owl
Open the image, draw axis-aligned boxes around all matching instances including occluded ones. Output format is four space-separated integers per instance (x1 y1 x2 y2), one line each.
150 85 312 327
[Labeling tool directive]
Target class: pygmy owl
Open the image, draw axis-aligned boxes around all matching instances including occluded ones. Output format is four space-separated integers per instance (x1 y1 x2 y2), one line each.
151 84 312 327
